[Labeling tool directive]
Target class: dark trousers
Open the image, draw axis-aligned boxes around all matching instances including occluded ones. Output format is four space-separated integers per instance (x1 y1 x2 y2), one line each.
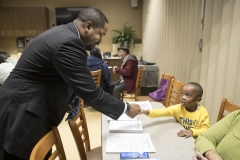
0 147 25 160
109 81 127 100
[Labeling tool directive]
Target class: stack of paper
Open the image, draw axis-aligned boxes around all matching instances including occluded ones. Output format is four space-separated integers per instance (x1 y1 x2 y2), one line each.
109 121 143 133
106 133 156 153
108 113 137 122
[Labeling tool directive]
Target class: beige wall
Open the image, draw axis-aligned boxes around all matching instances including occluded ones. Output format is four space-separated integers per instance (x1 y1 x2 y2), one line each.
0 0 142 55
3 0 239 125
142 0 240 125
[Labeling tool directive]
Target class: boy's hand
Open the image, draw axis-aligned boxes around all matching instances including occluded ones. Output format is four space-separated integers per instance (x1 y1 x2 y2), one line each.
177 129 193 138
139 109 149 115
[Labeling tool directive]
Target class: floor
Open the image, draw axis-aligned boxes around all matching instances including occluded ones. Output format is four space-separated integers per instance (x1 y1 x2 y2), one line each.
58 96 135 159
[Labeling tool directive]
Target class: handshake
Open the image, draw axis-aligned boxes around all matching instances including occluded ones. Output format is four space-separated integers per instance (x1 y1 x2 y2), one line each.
125 103 142 119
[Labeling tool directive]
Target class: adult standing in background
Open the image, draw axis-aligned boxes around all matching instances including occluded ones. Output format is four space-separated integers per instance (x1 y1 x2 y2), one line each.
109 47 138 100
87 47 112 93
0 7 140 160
0 56 14 85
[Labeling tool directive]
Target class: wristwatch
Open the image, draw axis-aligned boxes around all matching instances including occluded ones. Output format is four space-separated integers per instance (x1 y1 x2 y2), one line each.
126 102 130 112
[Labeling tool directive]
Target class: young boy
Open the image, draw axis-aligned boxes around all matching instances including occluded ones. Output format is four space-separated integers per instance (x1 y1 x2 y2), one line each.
140 82 210 138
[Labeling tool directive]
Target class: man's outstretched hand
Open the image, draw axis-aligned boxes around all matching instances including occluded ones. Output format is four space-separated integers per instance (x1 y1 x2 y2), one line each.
125 103 141 118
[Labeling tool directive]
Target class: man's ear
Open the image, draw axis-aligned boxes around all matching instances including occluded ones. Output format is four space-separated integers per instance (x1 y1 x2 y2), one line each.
196 97 202 103
85 21 92 31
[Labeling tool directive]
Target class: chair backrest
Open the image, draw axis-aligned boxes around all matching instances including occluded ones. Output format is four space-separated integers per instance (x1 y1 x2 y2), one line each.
134 66 146 96
161 72 174 103
164 79 183 107
161 72 174 83
91 69 102 86
30 126 66 160
217 98 240 121
68 105 91 160
161 72 174 89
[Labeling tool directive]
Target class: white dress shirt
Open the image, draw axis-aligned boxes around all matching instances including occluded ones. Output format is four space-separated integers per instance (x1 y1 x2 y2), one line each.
0 62 14 84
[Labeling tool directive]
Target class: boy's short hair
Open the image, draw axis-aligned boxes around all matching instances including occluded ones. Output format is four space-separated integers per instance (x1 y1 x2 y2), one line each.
185 82 203 97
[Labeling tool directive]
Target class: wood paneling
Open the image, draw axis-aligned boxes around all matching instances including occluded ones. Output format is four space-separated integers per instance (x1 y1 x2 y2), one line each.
104 58 122 82
0 7 49 37
1 8 12 36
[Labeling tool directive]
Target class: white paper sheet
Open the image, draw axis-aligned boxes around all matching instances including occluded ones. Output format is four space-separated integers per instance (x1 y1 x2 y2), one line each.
128 101 153 110
108 113 137 121
106 133 156 153
109 121 143 133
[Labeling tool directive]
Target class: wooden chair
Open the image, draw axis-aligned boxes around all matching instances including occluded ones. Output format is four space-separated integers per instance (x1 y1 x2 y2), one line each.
121 66 146 101
217 98 240 121
164 79 183 107
30 126 66 160
90 69 102 86
135 72 174 106
68 104 102 160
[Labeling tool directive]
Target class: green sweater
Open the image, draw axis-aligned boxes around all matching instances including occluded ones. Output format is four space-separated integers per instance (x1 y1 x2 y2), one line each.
195 110 240 160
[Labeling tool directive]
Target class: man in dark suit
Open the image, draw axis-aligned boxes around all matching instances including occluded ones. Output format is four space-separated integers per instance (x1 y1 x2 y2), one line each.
0 7 140 160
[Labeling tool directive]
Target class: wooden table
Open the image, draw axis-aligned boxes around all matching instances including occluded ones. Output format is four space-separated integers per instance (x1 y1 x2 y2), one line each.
101 102 196 160
104 58 122 82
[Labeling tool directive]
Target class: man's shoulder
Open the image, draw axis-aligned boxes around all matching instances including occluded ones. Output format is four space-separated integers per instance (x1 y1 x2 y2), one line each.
41 23 78 42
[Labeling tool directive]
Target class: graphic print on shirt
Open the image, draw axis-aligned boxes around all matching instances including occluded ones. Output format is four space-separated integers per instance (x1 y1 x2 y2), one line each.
179 117 199 130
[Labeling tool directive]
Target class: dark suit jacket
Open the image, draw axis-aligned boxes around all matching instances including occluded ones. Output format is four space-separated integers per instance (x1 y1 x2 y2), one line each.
0 23 125 159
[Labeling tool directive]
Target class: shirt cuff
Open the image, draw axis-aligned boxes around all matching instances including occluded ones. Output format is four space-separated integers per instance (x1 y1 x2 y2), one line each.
122 102 128 114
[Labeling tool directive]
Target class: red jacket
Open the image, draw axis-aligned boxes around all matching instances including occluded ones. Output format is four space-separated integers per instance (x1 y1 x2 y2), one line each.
115 55 138 93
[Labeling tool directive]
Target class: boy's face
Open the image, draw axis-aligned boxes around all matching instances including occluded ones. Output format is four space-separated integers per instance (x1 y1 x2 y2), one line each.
180 84 201 112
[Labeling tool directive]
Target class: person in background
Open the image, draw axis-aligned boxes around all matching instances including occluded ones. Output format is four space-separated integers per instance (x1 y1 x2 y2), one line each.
109 47 138 100
0 56 14 85
0 7 140 160
193 110 240 160
140 82 210 138
87 47 112 93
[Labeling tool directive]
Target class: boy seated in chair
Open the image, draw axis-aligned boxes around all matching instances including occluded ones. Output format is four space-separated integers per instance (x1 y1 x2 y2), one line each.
140 82 210 139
